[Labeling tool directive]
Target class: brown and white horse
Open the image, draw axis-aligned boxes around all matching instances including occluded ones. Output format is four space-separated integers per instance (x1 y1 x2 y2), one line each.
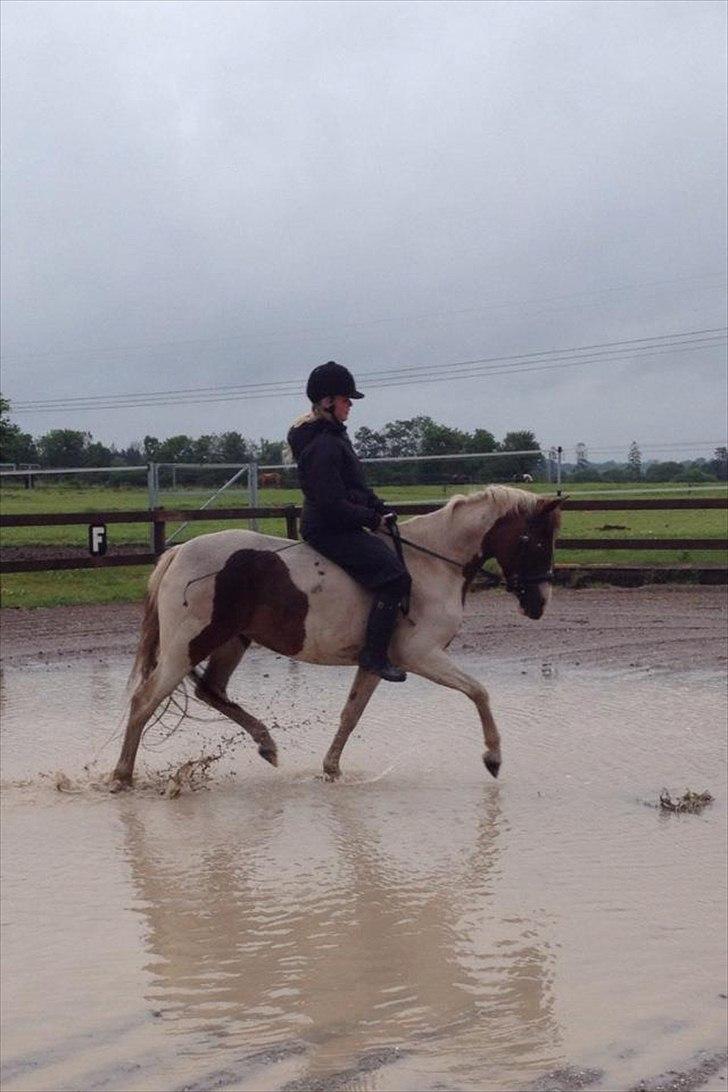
110 486 562 790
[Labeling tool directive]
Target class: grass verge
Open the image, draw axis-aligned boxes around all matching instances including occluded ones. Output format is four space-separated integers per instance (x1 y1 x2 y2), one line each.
0 566 151 609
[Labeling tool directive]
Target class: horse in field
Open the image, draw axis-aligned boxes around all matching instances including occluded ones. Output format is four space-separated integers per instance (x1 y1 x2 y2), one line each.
259 471 282 488
110 487 562 791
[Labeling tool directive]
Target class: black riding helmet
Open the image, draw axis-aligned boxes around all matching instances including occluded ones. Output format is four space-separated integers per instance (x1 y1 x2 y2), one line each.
306 361 364 403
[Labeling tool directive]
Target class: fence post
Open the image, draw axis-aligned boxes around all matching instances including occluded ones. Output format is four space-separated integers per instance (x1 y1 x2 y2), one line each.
147 462 159 550
248 461 259 531
285 505 299 540
556 447 563 494
152 510 166 556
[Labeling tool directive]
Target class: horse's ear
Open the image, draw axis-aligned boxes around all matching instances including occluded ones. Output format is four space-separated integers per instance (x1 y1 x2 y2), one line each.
536 495 566 514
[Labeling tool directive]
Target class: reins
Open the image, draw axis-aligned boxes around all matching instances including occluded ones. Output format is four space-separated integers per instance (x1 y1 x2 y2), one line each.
382 522 464 569
180 511 553 608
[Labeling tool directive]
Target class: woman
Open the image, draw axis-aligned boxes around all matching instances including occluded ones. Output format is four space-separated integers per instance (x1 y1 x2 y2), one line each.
287 361 411 682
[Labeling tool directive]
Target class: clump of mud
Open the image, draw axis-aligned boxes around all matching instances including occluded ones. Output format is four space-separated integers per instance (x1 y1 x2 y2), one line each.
659 788 714 814
158 728 251 798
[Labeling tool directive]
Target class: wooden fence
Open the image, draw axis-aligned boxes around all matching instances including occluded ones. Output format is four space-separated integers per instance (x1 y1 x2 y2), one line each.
1 497 726 582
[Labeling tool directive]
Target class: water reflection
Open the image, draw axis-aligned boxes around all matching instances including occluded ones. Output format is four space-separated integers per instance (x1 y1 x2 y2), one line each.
120 781 560 1082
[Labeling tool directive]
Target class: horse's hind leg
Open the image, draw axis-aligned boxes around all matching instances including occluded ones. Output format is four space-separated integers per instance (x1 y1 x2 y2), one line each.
190 637 278 767
323 668 381 781
110 647 191 790
403 648 502 778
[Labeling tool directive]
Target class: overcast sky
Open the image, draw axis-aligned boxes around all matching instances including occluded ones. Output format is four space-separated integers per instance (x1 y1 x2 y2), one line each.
1 0 726 461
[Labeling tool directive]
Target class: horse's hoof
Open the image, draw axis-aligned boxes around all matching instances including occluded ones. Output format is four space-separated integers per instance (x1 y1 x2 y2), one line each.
483 753 501 779
259 745 278 767
323 766 341 782
108 776 131 794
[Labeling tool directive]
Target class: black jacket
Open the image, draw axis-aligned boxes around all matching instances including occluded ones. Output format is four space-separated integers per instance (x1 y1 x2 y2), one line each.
287 416 386 536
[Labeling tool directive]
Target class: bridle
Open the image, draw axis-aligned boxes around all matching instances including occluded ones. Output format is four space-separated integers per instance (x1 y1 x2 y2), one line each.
504 528 555 603
383 517 554 605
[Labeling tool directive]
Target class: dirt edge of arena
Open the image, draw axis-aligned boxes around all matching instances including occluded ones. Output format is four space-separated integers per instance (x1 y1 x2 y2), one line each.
1 584 726 673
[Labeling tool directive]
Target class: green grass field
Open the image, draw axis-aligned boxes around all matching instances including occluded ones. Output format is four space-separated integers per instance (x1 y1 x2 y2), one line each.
1 481 726 608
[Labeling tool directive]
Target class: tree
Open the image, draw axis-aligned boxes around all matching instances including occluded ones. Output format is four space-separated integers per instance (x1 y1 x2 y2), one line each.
0 397 38 465
257 438 284 465
157 434 195 463
191 435 215 463
644 461 684 483
143 436 161 461
37 429 92 467
465 429 498 454
85 440 113 465
498 430 543 479
353 426 387 459
381 416 431 457
119 442 144 465
420 420 470 456
710 446 728 481
217 431 251 464
626 441 642 481
674 465 717 483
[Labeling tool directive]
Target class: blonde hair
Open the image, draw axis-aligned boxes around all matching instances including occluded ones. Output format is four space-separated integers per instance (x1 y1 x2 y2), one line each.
289 401 334 430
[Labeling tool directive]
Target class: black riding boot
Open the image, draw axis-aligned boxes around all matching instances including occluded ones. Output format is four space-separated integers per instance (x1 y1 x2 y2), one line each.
358 593 407 682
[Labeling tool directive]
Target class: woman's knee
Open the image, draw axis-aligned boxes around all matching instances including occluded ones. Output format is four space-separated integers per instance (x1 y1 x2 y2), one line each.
380 571 411 599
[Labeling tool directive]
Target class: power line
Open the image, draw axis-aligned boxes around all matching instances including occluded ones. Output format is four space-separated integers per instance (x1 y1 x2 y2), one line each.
9 327 727 413
15 327 727 407
11 341 724 414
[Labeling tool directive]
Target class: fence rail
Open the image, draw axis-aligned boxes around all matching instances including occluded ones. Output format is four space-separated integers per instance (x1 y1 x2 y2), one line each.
1 498 726 576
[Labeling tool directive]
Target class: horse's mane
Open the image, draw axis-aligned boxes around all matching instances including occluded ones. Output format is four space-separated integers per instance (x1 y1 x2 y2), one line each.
445 485 541 519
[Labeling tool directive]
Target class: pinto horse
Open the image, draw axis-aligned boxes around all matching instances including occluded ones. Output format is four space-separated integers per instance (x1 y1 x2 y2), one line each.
110 486 562 790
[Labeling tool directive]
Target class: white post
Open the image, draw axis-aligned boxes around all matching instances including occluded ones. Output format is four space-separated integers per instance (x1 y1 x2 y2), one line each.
248 461 259 531
556 447 563 493
147 462 159 550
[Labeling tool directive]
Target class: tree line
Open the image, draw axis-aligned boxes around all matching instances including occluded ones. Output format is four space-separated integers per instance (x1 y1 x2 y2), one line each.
0 398 542 483
0 397 724 484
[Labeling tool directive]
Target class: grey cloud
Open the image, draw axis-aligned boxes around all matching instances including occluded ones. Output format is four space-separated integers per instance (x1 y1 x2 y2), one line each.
1 0 725 456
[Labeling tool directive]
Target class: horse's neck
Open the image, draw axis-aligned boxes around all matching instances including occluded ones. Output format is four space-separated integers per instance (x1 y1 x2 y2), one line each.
401 502 491 563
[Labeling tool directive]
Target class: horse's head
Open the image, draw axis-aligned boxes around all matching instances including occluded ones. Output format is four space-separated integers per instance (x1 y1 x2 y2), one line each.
482 494 563 620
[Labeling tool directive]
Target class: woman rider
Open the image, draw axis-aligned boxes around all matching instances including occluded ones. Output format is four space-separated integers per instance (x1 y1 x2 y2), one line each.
287 361 411 683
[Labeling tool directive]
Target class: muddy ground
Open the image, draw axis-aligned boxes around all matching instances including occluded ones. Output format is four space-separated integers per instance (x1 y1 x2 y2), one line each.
1 585 726 1092
1 584 726 671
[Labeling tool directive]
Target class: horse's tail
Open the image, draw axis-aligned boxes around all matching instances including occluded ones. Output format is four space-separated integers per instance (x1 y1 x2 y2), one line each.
128 547 179 690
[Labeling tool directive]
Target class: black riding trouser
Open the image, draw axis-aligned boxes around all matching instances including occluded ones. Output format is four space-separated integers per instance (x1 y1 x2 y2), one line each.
304 529 411 597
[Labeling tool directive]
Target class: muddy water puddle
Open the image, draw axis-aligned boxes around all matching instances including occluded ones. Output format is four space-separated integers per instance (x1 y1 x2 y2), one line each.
1 652 726 1091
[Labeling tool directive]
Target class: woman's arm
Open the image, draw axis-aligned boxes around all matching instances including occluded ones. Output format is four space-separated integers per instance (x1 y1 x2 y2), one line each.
302 434 380 530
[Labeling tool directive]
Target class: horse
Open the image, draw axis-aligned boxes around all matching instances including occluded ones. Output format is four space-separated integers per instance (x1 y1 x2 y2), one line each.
259 471 282 488
109 486 562 791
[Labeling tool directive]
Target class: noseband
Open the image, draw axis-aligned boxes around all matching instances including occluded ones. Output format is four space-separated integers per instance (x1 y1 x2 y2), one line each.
505 529 555 602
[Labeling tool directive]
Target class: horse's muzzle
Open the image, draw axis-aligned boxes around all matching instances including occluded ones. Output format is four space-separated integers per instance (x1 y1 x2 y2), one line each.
517 581 552 620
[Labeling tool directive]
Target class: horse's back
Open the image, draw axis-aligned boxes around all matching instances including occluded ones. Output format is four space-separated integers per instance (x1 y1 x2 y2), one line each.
176 527 295 564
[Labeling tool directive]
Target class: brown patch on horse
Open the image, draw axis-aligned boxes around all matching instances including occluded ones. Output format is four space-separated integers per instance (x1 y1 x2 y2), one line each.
464 497 563 598
189 549 308 665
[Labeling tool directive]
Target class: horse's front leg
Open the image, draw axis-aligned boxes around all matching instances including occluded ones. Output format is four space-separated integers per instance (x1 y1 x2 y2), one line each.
403 648 502 778
323 668 381 781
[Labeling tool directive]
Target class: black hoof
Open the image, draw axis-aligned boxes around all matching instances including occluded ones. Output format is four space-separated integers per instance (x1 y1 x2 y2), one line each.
259 746 278 767
483 755 501 779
